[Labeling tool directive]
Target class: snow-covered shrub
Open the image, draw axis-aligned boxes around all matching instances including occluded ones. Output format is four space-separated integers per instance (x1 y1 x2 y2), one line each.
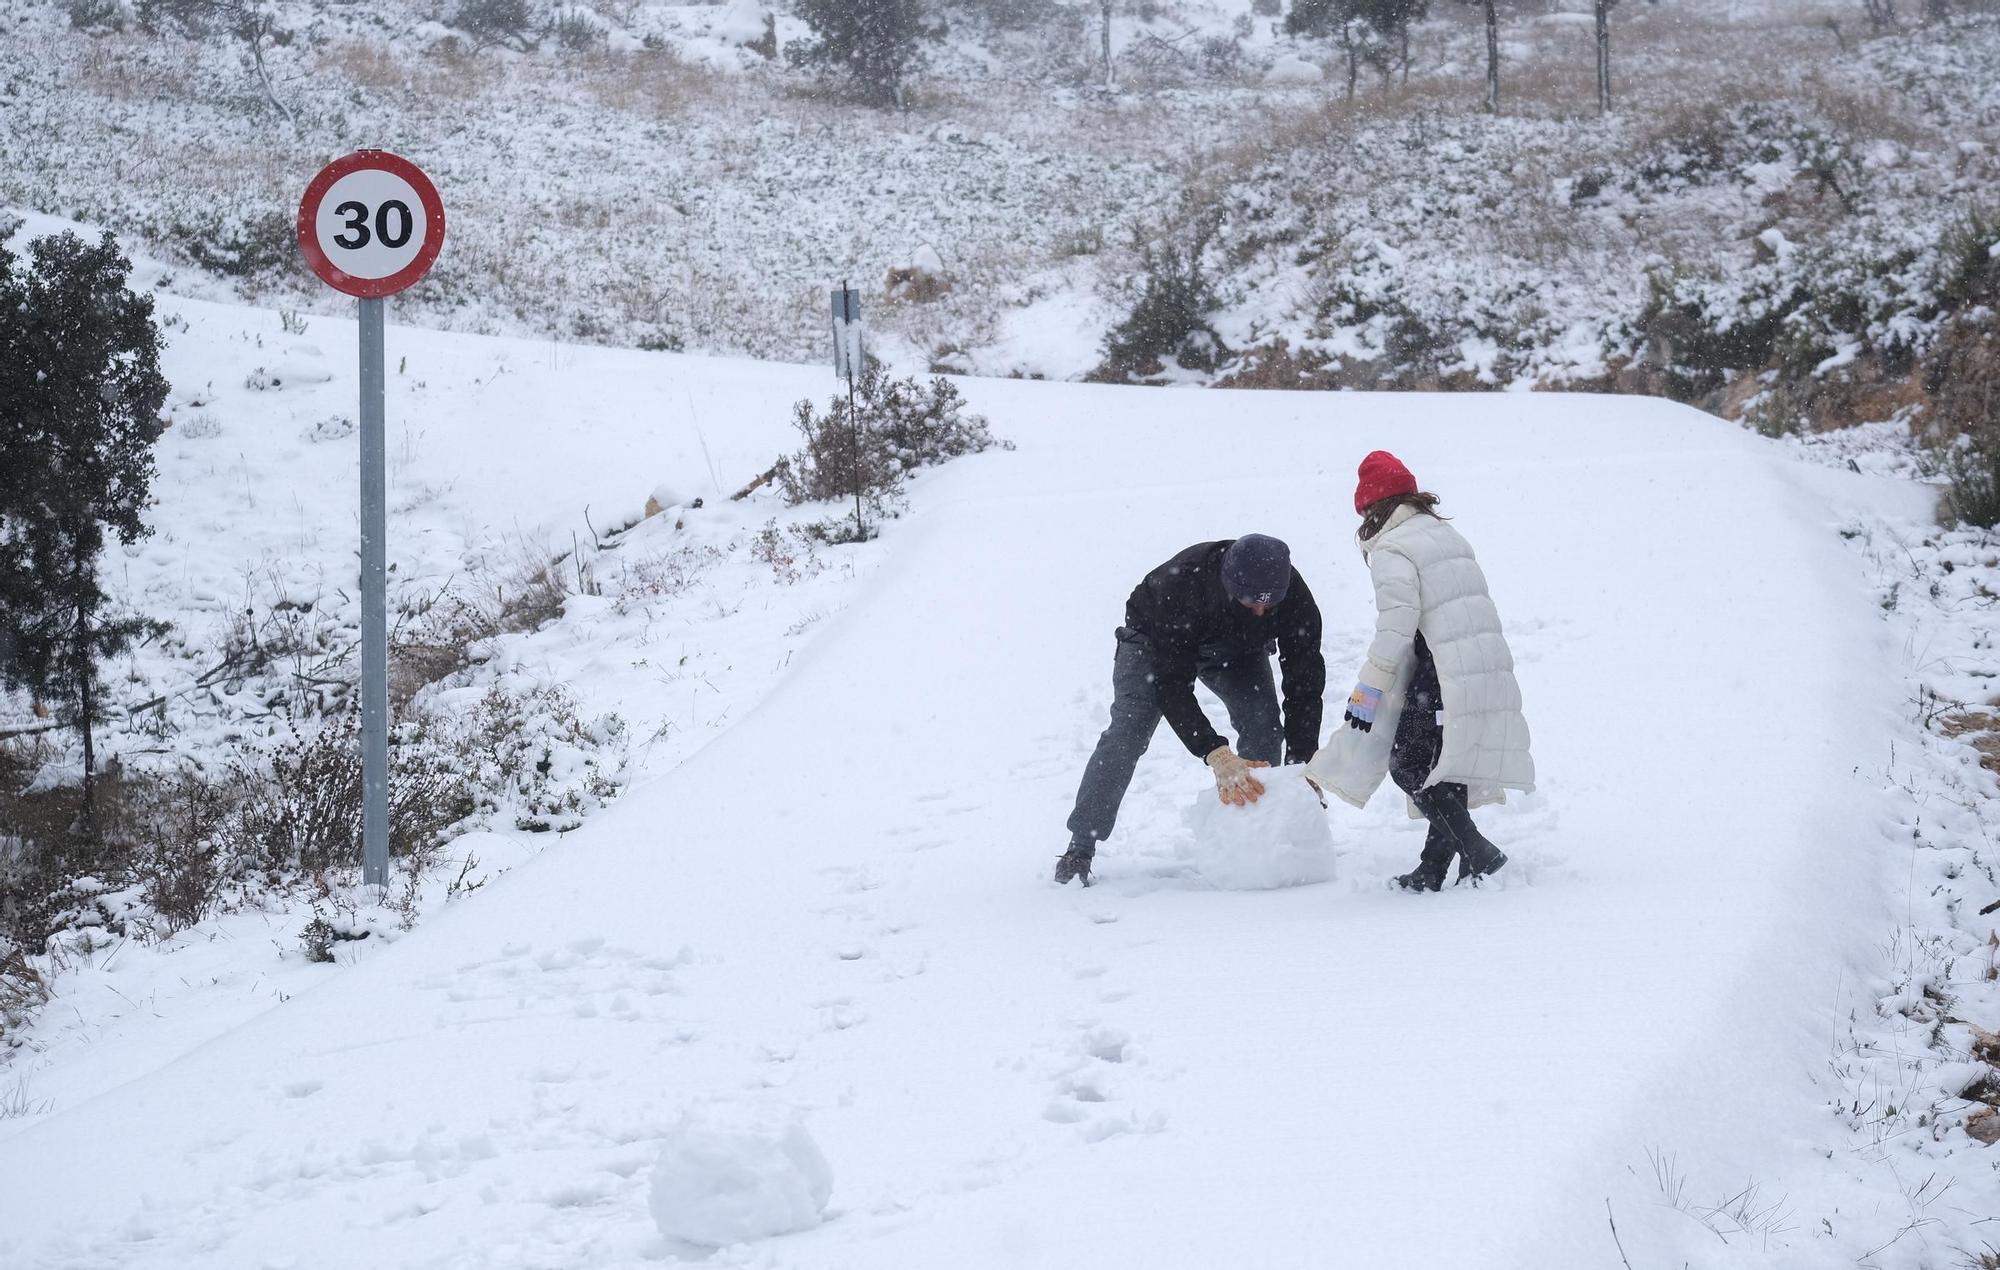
789 0 927 108
0 941 48 1047
773 360 1003 526
1932 208 2000 524
749 521 823 585
223 712 473 876
0 748 149 949
1939 429 2000 528
453 0 540 51
134 766 232 933
614 543 727 609
1099 211 1225 380
66 0 127 32
549 6 606 52
1638 268 1792 403
163 208 296 282
439 684 624 834
961 0 1059 30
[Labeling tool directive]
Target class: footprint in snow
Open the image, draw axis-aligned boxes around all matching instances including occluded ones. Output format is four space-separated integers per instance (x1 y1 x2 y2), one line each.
1080 1026 1133 1064
1080 1110 1169 1143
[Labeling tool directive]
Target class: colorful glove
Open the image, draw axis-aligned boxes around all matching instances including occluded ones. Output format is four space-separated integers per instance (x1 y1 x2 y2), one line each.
1205 745 1271 807
1344 683 1382 733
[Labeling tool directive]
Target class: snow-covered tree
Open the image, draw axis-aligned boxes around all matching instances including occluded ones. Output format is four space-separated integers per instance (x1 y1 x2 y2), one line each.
0 233 168 808
790 0 928 109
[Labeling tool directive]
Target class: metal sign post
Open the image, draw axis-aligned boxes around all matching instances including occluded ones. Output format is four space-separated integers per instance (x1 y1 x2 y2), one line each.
297 150 446 890
830 283 863 542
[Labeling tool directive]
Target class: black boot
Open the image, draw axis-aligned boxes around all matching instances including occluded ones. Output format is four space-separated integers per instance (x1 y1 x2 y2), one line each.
1434 784 1507 884
1054 841 1095 887
1455 835 1508 885
1393 823 1455 893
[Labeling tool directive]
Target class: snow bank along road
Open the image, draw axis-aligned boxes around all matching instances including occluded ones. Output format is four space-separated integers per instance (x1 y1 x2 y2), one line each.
0 362 1905 1267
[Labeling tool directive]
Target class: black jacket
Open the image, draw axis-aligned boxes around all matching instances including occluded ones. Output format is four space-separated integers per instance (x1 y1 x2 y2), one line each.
1122 540 1325 763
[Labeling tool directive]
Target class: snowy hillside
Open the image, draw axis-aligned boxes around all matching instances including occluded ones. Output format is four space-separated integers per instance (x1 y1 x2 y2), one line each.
8 0 1995 411
6 264 1995 1265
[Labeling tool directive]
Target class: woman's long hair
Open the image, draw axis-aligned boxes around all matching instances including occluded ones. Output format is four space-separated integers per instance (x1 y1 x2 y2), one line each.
1359 491 1446 541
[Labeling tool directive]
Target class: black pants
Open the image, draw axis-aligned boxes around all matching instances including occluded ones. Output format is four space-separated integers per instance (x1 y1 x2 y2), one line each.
1065 628 1283 847
1391 633 1487 864
1389 631 1447 802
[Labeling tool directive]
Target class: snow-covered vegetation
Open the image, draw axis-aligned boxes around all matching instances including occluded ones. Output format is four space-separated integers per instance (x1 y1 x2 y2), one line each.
6 2 1994 406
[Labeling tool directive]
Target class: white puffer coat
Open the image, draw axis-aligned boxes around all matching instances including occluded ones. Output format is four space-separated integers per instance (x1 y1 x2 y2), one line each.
1304 503 1535 812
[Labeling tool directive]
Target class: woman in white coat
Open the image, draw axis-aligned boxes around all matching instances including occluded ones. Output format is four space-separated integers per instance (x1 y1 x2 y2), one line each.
1304 451 1535 891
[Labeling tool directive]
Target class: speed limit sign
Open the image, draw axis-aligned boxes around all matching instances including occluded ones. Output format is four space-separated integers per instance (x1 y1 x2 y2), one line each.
296 149 446 891
296 150 444 298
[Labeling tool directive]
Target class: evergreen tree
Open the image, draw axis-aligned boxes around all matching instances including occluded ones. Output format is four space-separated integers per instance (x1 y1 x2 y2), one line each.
1286 0 1392 96
1284 0 1352 36
790 0 927 109
0 233 169 808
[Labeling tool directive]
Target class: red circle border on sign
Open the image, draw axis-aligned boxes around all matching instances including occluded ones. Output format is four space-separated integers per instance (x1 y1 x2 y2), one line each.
296 150 446 299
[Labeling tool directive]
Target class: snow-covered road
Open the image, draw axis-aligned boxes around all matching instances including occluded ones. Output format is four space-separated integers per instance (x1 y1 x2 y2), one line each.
0 370 1918 1267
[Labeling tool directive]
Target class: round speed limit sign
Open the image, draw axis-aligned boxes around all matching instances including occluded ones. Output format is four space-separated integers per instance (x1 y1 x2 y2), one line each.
297 150 445 298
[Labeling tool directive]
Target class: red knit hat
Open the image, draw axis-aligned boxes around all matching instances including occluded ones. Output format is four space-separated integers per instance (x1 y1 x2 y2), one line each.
1354 450 1418 514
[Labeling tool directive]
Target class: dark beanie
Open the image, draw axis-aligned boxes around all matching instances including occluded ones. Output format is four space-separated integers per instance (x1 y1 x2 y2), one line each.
1221 534 1291 605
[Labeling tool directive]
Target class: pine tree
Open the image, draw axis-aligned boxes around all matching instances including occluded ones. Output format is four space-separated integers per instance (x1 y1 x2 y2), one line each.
790 0 927 109
0 233 169 808
1284 0 1352 36
1286 0 1392 97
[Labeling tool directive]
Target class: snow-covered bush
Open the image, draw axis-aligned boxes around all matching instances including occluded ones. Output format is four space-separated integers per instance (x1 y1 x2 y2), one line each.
749 521 824 585
224 711 473 876
452 0 538 51
1939 429 2000 528
774 360 1004 532
789 0 927 108
1098 210 1226 380
134 766 232 932
0 941 48 1048
549 5 605 53
435 684 624 834
65 0 126 32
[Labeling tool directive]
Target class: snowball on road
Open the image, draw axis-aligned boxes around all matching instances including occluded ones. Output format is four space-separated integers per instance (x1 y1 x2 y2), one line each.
1181 772 1335 890
648 1115 833 1248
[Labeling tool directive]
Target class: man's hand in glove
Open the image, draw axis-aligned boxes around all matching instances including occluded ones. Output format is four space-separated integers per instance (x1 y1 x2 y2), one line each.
1344 683 1382 733
1206 745 1271 806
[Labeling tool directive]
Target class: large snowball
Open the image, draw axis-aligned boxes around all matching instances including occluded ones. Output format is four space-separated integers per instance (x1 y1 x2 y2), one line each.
649 1115 833 1248
1181 769 1336 889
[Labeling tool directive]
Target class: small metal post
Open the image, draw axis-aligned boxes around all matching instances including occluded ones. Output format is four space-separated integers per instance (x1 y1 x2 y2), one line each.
843 279 863 543
358 296 389 889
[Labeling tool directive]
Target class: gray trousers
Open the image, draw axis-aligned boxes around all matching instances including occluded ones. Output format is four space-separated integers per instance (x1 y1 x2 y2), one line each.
1066 628 1284 847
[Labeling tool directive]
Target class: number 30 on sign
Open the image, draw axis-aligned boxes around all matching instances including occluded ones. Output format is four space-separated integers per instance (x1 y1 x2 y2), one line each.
296 150 445 299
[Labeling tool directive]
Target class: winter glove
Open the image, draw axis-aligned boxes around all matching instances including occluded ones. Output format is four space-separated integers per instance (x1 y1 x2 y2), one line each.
1344 683 1382 733
1205 745 1270 807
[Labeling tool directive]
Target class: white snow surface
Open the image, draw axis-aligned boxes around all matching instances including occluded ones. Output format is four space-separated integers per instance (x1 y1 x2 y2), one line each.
1180 771 1336 890
0 276 1975 1266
